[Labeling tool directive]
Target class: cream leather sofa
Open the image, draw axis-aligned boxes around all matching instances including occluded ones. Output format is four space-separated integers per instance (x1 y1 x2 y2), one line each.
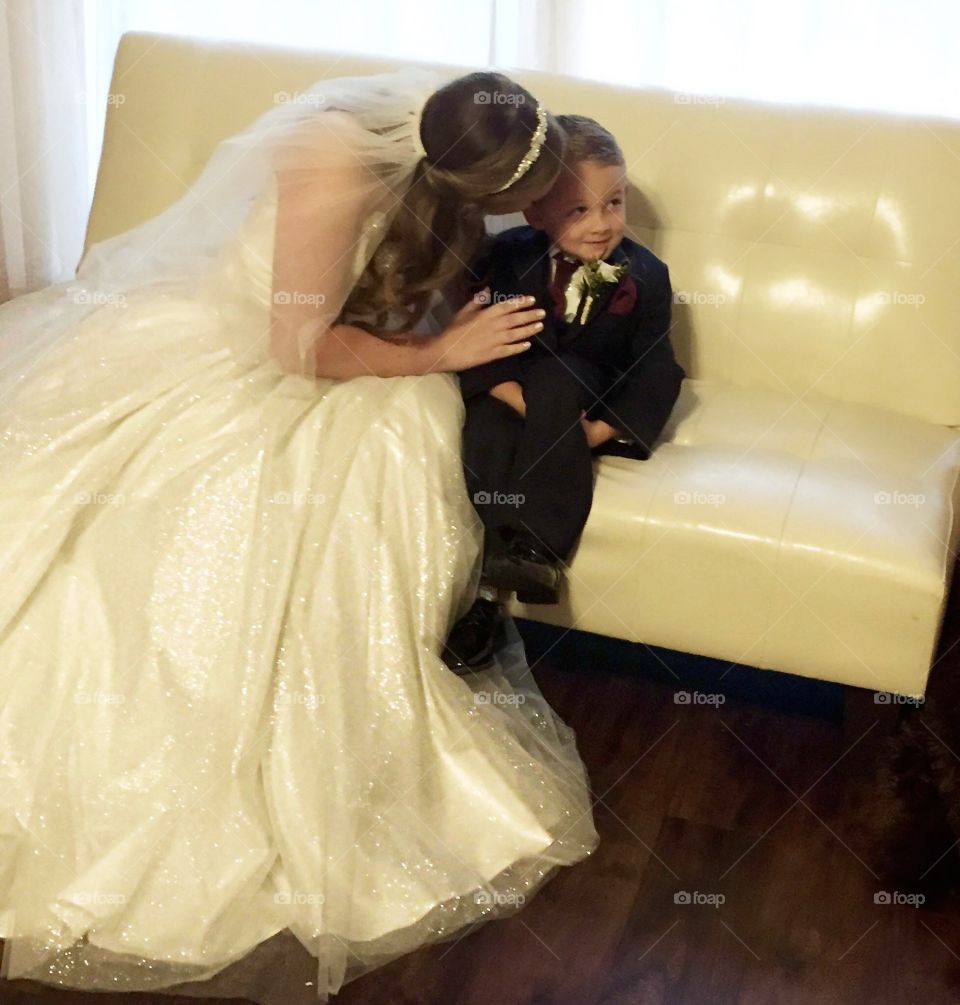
83 31 960 697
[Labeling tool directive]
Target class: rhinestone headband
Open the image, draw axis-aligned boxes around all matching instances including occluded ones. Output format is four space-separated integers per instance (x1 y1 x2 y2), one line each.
490 101 548 193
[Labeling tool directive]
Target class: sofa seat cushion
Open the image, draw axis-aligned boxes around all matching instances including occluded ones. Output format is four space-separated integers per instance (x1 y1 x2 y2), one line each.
508 379 960 694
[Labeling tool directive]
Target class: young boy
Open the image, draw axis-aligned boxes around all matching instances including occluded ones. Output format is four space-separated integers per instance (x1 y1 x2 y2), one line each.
441 114 686 674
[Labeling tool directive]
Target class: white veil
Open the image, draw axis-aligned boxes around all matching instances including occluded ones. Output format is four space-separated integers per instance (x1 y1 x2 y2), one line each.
72 63 446 381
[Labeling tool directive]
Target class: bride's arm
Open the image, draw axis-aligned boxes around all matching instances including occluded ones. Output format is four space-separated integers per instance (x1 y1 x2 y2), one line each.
273 168 436 378
313 322 443 378
269 114 441 379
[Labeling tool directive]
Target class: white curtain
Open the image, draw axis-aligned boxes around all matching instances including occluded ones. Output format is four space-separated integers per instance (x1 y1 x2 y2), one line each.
540 0 960 117
3 0 959 301
0 0 88 302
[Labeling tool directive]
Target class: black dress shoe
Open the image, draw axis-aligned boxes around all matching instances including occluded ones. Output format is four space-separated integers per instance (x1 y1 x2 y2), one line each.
482 534 562 605
441 597 504 674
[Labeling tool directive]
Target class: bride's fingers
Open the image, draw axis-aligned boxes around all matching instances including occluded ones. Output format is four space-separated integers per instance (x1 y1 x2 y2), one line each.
494 294 537 317
501 318 543 342
509 327 537 349
503 339 532 356
503 308 546 332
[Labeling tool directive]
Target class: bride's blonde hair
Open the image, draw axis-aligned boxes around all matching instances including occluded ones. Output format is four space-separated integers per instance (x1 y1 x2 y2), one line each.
340 71 565 337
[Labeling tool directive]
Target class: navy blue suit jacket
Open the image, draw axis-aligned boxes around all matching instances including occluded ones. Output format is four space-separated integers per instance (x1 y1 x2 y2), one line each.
457 225 686 461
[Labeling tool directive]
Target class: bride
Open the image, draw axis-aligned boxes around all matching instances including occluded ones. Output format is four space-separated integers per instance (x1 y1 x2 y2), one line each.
0 63 599 1003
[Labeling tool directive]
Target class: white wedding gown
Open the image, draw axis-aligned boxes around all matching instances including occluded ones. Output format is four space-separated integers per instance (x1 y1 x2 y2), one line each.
0 168 599 1001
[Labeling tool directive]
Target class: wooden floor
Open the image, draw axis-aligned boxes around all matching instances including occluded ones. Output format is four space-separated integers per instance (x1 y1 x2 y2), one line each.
5 573 960 1004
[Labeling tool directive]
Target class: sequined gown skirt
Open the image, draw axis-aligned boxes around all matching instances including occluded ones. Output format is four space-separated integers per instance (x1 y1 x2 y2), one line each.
0 185 599 1002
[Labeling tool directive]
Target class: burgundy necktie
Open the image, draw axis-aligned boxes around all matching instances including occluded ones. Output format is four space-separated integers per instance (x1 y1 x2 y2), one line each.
549 252 580 320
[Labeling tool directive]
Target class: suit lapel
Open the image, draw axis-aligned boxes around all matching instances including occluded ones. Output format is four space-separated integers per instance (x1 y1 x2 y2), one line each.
508 229 560 351
509 228 552 297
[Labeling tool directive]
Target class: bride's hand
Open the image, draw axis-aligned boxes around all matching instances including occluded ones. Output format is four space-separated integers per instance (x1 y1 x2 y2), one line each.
429 289 545 372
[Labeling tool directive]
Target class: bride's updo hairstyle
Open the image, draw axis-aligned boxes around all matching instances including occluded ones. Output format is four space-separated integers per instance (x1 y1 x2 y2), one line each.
341 71 566 337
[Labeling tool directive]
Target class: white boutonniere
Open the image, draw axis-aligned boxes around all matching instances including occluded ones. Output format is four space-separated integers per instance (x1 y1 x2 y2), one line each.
567 258 630 324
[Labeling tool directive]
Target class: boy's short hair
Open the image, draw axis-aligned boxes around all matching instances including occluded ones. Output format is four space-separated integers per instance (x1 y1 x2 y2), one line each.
555 113 626 169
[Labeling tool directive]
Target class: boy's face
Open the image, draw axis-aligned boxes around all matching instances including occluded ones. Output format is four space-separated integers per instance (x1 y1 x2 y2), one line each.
523 159 627 262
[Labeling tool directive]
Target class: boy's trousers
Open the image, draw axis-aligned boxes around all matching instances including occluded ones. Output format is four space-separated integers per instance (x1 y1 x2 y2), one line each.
461 354 604 562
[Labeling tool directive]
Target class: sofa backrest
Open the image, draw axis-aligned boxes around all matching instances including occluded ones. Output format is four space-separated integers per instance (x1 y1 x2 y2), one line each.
85 31 960 427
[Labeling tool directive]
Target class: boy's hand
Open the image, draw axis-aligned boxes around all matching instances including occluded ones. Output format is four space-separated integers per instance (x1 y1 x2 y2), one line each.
489 380 526 417
579 410 622 448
